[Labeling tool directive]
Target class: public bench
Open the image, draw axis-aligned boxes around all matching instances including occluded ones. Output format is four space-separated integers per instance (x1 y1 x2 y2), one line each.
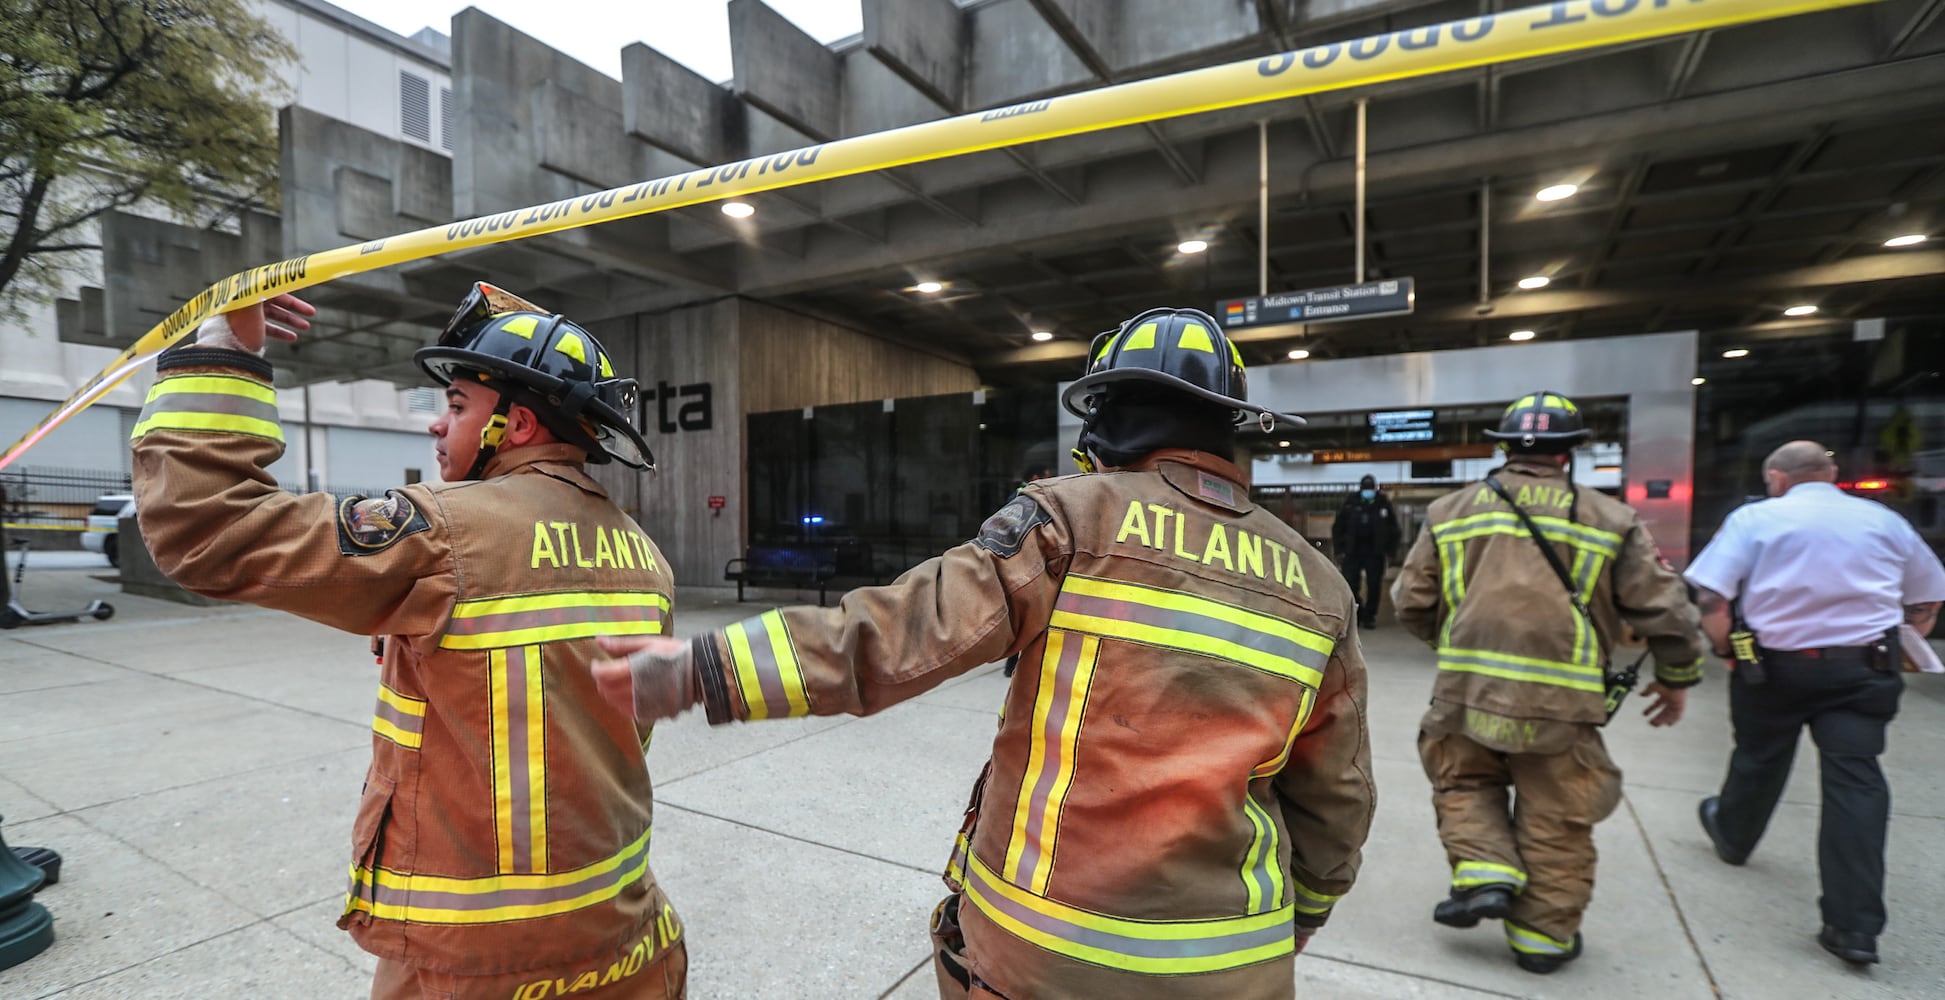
724 546 838 606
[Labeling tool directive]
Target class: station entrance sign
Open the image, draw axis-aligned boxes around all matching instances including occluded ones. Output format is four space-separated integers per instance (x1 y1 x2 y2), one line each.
1218 278 1415 330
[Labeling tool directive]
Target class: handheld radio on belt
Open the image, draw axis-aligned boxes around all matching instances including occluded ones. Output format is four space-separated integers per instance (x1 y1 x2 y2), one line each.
1483 476 1639 722
1728 599 1768 685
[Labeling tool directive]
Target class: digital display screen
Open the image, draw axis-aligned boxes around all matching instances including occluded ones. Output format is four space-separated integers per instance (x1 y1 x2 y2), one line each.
1369 409 1435 444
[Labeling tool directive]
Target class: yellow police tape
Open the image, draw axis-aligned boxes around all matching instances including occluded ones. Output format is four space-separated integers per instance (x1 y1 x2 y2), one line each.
0 523 102 532
0 0 1888 471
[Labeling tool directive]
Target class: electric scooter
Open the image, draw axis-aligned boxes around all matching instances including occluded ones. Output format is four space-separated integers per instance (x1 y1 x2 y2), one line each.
0 539 114 629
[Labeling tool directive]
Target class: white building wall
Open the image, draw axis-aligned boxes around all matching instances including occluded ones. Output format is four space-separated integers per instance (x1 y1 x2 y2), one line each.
1 0 453 485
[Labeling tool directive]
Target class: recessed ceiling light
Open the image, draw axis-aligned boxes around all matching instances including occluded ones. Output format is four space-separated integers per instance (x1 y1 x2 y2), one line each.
1536 183 1578 202
720 201 755 219
1287 349 1310 360
1783 304 1818 317
1177 239 1209 254
1722 348 1750 359
1277 440 1291 448
1030 330 1053 342
1691 377 1707 386
1508 330 1536 342
1885 234 1927 248
1517 275 1551 290
912 280 944 294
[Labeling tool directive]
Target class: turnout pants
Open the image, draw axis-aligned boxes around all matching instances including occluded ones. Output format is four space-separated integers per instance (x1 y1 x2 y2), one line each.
1419 727 1623 954
1714 656 1902 935
371 939 686 1000
1340 551 1387 625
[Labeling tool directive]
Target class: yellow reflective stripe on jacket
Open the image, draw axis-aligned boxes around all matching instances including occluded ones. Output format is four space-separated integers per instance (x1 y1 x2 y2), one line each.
964 853 1295 975
1240 795 1285 914
1658 657 1705 685
725 609 810 720
1431 511 1621 557
1453 860 1527 889
1437 648 1606 693
489 645 548 874
372 684 426 749
1250 688 1312 779
441 591 669 649
346 826 651 925
1005 630 1101 894
130 374 283 443
1288 875 1343 917
1050 575 1332 689
1437 539 1466 647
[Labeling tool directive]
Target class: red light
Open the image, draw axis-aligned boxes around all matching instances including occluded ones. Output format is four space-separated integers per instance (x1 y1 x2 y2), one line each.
1853 480 1890 491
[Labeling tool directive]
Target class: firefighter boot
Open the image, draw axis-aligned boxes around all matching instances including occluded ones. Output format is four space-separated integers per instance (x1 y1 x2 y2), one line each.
1433 885 1515 928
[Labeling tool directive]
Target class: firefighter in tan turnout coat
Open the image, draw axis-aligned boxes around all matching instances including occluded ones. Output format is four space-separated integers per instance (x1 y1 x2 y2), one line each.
1391 390 1706 974
131 286 687 999
595 307 1376 999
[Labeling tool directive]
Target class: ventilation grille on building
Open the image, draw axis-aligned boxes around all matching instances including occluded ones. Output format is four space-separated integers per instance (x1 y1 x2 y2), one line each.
400 70 431 142
406 386 439 414
439 87 454 151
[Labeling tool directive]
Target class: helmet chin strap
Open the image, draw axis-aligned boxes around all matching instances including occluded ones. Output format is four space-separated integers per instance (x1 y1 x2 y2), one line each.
463 393 516 481
1070 401 1101 474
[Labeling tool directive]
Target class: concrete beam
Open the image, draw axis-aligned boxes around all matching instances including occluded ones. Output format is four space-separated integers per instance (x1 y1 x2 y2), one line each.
730 52 1945 300
621 42 742 166
978 249 1945 367
729 0 842 140
862 0 966 110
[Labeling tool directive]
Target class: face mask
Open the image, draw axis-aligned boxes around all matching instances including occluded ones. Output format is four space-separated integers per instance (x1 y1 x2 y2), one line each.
1360 489 1376 500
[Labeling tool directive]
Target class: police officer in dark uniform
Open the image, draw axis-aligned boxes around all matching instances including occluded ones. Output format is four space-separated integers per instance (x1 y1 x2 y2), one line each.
1334 474 1398 629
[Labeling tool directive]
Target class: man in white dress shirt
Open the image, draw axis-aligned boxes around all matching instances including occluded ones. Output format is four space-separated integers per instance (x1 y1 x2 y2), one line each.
1684 440 1945 967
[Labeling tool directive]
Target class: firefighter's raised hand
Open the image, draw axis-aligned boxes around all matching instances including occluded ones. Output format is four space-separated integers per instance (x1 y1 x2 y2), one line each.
593 635 700 723
1640 680 1687 727
197 292 316 354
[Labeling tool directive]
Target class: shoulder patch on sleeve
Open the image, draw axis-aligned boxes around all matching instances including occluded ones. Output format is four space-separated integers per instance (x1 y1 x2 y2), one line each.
973 494 1053 558
336 491 431 556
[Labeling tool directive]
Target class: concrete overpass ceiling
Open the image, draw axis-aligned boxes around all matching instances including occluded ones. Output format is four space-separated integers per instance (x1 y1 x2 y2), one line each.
56 0 1945 388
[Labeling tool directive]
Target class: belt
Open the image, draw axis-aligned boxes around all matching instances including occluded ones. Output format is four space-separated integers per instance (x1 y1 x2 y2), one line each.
1766 646 1874 664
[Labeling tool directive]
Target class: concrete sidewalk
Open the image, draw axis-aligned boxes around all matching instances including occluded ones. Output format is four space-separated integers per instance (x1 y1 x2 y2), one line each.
0 563 1939 998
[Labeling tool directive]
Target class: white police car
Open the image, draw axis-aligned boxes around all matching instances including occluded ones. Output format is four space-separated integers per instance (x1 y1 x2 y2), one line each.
81 493 134 566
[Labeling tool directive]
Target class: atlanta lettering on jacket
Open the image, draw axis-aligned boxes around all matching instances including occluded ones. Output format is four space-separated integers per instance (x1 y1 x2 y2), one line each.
529 520 658 571
1472 484 1574 510
1113 500 1311 597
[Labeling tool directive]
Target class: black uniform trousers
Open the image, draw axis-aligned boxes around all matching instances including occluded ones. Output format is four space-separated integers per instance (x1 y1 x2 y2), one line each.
1713 655 1903 935
1340 549 1386 627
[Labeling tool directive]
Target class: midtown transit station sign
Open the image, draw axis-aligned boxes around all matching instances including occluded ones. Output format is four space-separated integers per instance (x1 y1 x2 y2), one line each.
1217 278 1415 330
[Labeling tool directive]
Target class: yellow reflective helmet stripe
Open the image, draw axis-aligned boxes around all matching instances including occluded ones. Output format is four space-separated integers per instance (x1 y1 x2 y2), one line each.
1093 332 1122 363
963 852 1295 975
1122 321 1158 351
554 331 588 364
1177 322 1215 353
440 591 670 649
598 352 615 378
500 315 539 338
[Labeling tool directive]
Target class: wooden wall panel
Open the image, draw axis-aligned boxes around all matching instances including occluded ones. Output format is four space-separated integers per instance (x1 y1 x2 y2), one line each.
594 297 977 587
736 300 977 415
